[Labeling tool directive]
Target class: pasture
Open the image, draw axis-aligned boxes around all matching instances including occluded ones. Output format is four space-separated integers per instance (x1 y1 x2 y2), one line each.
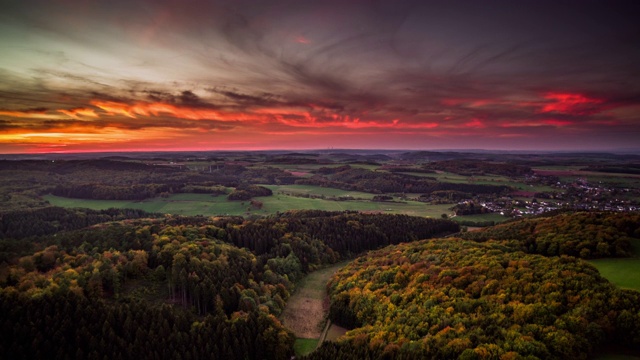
590 239 640 292
44 193 454 218
263 184 378 200
591 258 640 292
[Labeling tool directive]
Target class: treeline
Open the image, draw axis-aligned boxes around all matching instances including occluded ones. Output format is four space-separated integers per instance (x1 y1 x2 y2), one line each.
220 211 460 267
51 183 176 200
0 206 156 239
1 159 300 208
314 238 640 360
581 164 640 175
451 201 494 215
0 211 457 359
424 159 533 177
459 211 640 258
298 167 510 195
227 184 273 200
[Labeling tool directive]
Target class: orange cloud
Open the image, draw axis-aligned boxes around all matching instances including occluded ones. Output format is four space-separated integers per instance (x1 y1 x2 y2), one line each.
90 100 259 122
0 109 63 120
58 108 98 119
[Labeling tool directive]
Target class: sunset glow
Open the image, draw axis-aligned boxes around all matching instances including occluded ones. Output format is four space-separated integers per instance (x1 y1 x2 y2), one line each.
0 0 638 153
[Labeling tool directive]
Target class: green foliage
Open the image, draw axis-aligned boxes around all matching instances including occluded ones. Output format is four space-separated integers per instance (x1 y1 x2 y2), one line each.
459 212 640 259
0 210 456 359
228 184 273 200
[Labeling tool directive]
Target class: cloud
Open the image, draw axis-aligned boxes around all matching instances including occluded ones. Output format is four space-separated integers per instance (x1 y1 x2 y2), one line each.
538 92 604 115
1 0 639 152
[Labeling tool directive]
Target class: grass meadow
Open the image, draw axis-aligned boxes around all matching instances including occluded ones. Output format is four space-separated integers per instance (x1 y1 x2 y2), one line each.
590 239 640 292
293 339 319 357
44 192 453 218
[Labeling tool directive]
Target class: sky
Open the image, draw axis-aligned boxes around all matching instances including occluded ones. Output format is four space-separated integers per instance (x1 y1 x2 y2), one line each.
1 0 639 153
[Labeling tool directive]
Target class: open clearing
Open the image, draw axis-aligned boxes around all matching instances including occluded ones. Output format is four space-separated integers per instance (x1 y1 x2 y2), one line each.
44 193 453 218
282 262 348 356
263 184 378 200
590 239 640 292
293 339 319 357
591 258 640 292
325 323 348 342
281 262 346 339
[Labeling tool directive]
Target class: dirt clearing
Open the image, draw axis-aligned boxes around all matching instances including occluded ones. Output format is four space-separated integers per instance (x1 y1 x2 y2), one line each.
281 262 347 339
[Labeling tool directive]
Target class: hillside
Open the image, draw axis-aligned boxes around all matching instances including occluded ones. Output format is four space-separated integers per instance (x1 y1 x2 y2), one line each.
311 238 640 360
0 211 456 359
459 211 640 258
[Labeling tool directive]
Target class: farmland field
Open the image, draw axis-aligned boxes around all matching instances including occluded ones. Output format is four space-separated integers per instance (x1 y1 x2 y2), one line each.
262 184 378 199
452 213 510 224
414 171 557 193
590 239 640 292
44 193 453 218
591 258 640 292
43 193 249 216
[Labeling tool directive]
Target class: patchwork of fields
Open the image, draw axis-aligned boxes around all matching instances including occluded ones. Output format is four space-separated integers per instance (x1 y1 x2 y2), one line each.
44 187 455 218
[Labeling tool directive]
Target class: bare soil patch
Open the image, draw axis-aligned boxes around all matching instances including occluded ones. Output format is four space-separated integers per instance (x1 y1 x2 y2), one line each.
281 263 347 339
325 323 348 341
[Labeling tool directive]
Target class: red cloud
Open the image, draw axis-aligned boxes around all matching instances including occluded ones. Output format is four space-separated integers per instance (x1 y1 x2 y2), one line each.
294 35 311 44
463 119 486 128
500 119 574 128
539 92 603 115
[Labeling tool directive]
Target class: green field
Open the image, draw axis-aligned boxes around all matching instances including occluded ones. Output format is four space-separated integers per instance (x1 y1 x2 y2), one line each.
293 338 319 357
590 239 640 292
44 193 249 216
263 184 378 199
452 213 510 224
590 258 640 291
44 193 453 218
419 171 557 193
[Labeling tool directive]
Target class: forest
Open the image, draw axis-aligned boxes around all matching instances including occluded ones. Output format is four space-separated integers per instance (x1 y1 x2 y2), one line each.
313 231 640 359
297 166 510 195
458 212 640 259
0 210 456 359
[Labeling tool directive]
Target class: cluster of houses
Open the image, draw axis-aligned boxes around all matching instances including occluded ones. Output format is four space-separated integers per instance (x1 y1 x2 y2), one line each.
454 176 639 218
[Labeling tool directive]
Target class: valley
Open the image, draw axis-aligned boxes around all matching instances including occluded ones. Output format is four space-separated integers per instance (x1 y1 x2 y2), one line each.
1 150 639 359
